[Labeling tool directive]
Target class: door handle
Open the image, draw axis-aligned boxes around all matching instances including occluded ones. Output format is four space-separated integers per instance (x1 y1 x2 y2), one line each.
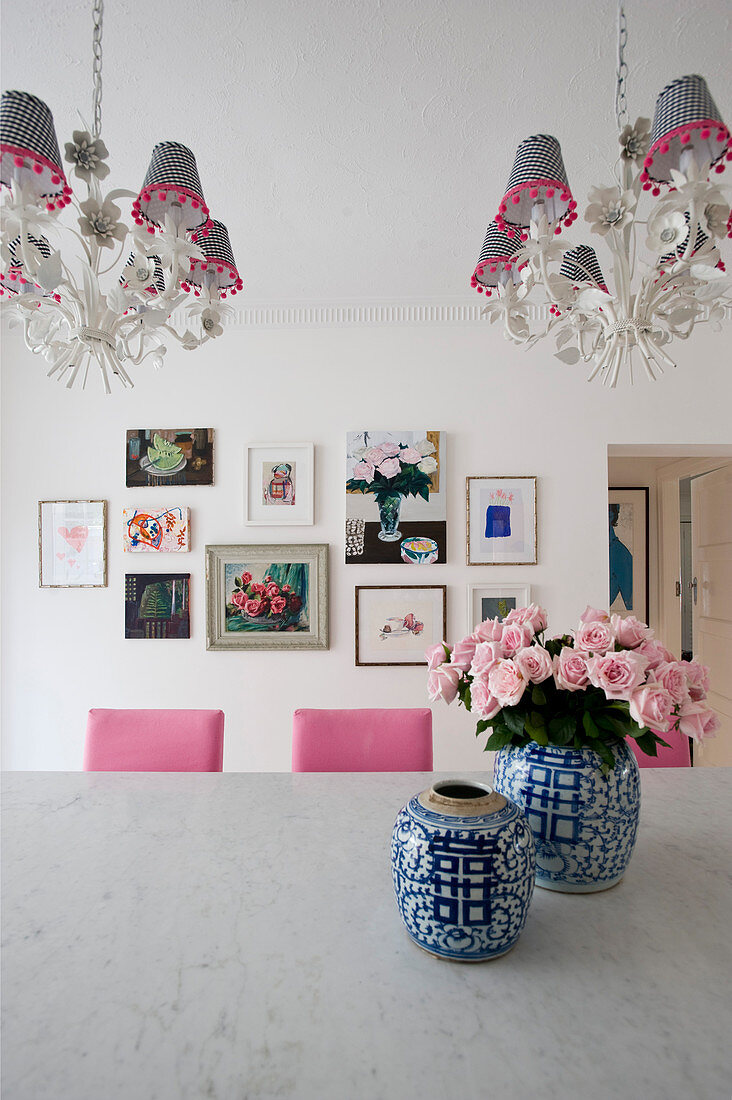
690 577 698 605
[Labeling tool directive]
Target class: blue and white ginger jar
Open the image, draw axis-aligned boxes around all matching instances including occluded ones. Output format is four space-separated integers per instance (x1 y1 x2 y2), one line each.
493 740 641 893
391 779 536 962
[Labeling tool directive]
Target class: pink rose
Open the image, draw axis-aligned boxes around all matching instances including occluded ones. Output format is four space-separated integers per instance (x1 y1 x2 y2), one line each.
473 618 504 643
653 661 691 706
683 660 710 702
379 441 401 457
629 684 675 733
677 701 719 742
505 603 548 633
282 585 292 593
240 572 252 586
488 659 527 707
587 650 648 700
514 645 553 684
470 641 502 679
553 648 590 692
637 639 675 670
425 642 450 671
413 621 424 635
575 619 615 654
579 605 610 623
266 582 280 598
364 447 385 465
377 456 401 479
250 582 266 596
611 614 653 649
231 590 248 610
244 598 264 616
400 447 423 465
264 576 273 583
353 460 375 483
428 664 462 705
270 596 287 614
470 677 502 720
500 622 534 657
450 635 478 672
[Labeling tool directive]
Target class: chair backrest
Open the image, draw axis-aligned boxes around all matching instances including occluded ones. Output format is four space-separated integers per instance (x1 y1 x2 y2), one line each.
630 726 691 768
292 708 433 772
84 709 224 772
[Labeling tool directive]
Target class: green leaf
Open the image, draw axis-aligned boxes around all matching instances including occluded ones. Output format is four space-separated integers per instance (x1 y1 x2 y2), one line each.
633 731 659 757
475 718 491 736
525 715 548 745
531 686 547 706
582 711 601 740
549 714 576 744
234 576 242 590
485 727 514 751
503 709 525 736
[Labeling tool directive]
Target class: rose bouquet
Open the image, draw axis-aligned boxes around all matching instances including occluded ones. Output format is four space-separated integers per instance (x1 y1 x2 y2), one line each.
347 438 438 503
227 572 303 630
427 604 718 769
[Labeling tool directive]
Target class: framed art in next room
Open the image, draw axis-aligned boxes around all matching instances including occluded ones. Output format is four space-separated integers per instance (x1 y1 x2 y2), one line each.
355 585 447 666
608 487 649 623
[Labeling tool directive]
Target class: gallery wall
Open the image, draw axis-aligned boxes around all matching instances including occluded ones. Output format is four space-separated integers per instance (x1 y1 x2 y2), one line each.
2 317 731 771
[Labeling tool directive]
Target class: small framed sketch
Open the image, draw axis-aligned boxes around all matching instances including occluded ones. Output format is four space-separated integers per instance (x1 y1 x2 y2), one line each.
245 443 314 525
123 507 190 552
609 487 649 623
467 476 537 565
468 583 531 632
355 585 447 666
206 543 328 650
39 500 107 587
125 573 190 638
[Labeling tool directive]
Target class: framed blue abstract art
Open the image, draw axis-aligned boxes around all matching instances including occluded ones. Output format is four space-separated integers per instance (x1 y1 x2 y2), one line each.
466 476 537 565
608 487 649 622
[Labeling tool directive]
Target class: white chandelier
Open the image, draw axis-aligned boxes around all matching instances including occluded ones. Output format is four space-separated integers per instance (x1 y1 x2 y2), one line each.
0 0 241 392
471 8 731 386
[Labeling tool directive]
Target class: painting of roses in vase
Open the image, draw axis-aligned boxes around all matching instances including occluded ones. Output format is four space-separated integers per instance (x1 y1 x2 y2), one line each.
225 562 308 632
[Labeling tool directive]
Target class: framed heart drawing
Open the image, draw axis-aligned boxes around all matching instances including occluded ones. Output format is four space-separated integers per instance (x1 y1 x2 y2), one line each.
39 500 107 587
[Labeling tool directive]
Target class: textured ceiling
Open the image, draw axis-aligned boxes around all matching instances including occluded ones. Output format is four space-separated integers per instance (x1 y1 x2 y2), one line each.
2 0 731 304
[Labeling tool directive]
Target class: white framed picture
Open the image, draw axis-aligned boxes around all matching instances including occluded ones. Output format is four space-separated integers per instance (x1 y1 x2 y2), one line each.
355 585 447 666
39 500 107 587
245 443 314 525
466 476 537 565
467 583 531 632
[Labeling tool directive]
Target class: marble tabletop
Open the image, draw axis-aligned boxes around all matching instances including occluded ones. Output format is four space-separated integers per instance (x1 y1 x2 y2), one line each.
2 769 731 1100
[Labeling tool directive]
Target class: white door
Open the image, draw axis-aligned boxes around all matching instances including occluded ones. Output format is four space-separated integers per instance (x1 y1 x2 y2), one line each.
691 463 732 766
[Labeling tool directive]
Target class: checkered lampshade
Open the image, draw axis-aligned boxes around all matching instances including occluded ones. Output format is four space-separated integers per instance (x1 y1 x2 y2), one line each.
133 142 211 233
0 233 52 296
643 74 731 188
0 90 69 209
559 245 607 291
186 221 242 296
471 221 523 294
496 134 576 239
120 252 166 295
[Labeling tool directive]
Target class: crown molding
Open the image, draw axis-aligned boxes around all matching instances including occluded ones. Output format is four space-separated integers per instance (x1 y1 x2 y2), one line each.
218 299 551 329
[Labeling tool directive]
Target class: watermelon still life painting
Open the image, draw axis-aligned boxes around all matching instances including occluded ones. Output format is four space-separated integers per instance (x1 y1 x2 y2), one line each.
467 477 537 565
126 429 214 487
39 500 107 587
123 508 190 552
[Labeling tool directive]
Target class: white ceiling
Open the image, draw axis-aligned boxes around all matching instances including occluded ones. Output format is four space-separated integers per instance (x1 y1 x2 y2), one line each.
2 0 731 304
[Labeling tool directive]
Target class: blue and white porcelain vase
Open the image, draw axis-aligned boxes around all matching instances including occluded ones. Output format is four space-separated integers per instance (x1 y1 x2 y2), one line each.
493 740 641 893
391 779 536 962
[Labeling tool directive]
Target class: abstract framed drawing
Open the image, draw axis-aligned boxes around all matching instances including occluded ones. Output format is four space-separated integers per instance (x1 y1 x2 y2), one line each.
206 543 328 650
466 476 537 565
608 487 649 622
125 573 190 638
345 431 446 564
126 429 214 487
467 583 531 632
123 507 190 552
355 585 447 666
244 443 314 525
39 500 107 587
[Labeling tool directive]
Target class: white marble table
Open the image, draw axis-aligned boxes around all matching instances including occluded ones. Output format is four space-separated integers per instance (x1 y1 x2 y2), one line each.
2 769 731 1100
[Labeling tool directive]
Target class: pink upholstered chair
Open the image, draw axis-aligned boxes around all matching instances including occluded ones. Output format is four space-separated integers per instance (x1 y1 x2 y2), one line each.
84 709 224 772
292 708 433 772
630 726 691 768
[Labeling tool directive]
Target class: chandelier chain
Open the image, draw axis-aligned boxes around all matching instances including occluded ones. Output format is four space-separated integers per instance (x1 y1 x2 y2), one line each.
91 0 104 139
614 3 628 131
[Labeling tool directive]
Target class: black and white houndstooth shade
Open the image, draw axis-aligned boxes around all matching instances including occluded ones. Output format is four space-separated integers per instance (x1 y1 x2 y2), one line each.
559 245 607 291
496 134 576 238
471 221 523 294
0 91 69 208
659 212 710 267
643 75 731 189
186 221 242 296
1 233 52 296
133 142 211 234
120 252 166 296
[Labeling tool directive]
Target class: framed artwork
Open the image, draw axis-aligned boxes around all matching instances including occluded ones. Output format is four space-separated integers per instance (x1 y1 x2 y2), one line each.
205 543 328 650
608 487 649 622
345 431 446 564
125 429 214 487
123 507 190 552
244 443 314 525
355 585 447 666
466 476 537 565
39 500 107 588
467 583 531 632
125 573 190 638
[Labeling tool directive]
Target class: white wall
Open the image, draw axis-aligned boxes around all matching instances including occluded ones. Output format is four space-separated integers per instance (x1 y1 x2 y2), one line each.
3 318 731 771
